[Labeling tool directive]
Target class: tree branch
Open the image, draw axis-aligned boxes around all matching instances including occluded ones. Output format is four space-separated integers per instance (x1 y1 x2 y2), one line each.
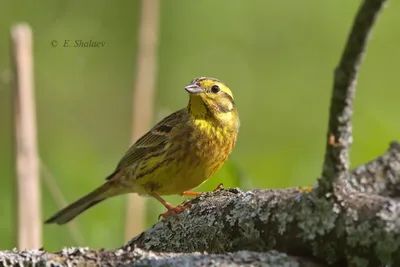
349 142 400 197
319 0 387 194
0 248 327 267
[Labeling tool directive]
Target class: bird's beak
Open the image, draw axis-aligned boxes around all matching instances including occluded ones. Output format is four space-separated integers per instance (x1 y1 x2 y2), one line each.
185 83 204 94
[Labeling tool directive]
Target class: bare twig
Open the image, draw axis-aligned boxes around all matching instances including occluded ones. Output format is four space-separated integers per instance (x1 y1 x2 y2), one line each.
125 0 160 241
319 0 388 194
40 161 84 245
11 23 42 249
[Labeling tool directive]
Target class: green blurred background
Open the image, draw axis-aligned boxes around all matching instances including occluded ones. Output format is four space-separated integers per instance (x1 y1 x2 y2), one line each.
0 0 399 251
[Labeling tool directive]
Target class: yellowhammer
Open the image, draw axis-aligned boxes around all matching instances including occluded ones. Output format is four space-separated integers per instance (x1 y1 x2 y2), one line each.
45 77 240 224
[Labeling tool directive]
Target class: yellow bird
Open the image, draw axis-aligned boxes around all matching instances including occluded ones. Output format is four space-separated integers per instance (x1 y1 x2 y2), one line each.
45 77 240 224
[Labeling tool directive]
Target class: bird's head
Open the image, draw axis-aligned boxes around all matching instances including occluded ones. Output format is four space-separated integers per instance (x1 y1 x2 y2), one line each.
185 77 238 125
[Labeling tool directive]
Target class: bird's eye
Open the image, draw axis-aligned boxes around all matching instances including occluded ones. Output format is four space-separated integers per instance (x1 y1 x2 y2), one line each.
211 85 220 94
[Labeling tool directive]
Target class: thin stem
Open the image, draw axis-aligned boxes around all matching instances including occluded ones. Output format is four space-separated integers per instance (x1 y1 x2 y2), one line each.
11 23 42 249
125 0 160 241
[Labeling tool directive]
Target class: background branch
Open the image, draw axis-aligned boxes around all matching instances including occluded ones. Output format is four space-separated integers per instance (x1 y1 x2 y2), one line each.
10 23 41 250
125 0 160 241
40 161 84 245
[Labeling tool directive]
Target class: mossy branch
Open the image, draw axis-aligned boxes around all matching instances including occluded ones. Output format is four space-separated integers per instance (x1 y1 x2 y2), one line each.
0 248 326 267
349 142 400 197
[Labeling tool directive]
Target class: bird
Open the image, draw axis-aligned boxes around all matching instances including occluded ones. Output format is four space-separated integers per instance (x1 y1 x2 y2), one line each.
45 77 240 224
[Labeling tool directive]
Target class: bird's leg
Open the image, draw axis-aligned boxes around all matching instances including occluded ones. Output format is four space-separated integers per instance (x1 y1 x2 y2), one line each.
153 184 226 219
180 183 224 197
213 183 224 191
180 191 202 197
151 193 192 219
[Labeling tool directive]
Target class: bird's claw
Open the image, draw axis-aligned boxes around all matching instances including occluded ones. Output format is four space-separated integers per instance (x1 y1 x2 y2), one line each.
157 184 224 220
158 202 192 220
213 183 224 192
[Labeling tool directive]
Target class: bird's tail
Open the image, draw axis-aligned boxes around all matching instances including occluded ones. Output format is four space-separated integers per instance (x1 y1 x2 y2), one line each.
45 182 116 225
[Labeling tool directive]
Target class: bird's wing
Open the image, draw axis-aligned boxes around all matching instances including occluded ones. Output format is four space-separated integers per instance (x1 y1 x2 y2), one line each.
109 109 185 176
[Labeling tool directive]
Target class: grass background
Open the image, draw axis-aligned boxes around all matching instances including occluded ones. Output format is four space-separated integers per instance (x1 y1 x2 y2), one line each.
0 0 399 251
